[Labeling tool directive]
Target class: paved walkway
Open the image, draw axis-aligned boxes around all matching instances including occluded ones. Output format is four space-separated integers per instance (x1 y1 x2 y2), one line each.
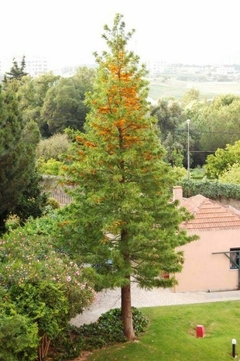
71 283 240 327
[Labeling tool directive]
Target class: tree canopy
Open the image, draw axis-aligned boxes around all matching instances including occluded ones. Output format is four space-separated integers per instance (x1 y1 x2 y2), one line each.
17 72 60 137
0 82 44 233
205 139 240 178
41 67 96 135
150 98 185 166
60 14 195 341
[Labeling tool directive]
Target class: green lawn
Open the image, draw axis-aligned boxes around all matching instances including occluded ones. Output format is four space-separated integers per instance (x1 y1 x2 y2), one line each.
86 301 240 360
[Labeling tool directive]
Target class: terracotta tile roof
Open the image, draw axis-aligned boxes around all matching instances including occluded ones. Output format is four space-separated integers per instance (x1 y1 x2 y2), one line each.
181 194 240 231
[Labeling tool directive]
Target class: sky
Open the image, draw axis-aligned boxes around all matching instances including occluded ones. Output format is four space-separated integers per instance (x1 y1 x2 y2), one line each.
1 0 240 68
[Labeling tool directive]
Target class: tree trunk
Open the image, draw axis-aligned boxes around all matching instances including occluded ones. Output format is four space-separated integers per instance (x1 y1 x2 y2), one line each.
121 278 136 341
38 334 51 361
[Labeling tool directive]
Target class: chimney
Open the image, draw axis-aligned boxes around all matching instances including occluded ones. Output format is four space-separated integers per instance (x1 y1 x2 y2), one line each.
173 186 183 204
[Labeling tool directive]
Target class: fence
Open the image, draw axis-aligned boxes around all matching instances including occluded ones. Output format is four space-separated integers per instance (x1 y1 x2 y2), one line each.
40 175 72 206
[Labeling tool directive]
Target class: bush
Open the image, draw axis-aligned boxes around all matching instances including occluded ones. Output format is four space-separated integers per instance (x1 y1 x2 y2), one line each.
180 179 240 200
36 133 71 161
5 214 21 232
52 307 149 359
172 166 187 181
48 197 60 209
219 163 240 184
42 197 61 216
0 227 95 360
0 290 39 361
37 157 64 175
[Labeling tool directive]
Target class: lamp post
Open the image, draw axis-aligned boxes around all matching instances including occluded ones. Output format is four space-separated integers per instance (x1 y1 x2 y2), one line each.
186 119 190 181
232 338 237 358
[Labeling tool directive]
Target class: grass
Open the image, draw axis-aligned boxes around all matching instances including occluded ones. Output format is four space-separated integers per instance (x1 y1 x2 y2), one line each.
86 301 240 360
148 77 240 100
190 167 206 180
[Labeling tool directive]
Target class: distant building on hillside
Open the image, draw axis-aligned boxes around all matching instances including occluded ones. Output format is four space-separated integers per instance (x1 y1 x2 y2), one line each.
0 55 50 77
24 55 49 76
145 60 167 75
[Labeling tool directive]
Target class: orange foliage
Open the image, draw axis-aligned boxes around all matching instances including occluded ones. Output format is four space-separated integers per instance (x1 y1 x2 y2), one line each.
75 135 85 143
113 119 125 128
86 61 149 151
85 141 97 148
99 106 111 114
108 64 119 73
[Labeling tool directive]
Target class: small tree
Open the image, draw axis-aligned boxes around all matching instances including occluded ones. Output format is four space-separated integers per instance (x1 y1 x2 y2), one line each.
62 14 195 341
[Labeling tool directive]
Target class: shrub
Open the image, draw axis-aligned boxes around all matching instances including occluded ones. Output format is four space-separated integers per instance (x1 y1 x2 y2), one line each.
8 281 69 360
53 307 149 359
0 227 95 360
36 133 71 161
0 289 39 361
180 179 240 200
219 163 240 184
172 166 187 181
5 214 21 232
37 157 64 175
48 197 60 209
42 197 61 216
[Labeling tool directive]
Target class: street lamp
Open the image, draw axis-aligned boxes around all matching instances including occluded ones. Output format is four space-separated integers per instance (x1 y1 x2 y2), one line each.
232 339 237 358
186 119 190 181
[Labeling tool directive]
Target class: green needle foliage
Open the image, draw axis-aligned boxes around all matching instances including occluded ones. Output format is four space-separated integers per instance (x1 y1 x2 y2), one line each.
0 79 46 233
61 14 195 341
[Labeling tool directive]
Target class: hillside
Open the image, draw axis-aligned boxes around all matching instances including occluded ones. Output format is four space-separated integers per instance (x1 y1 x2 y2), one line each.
148 77 240 101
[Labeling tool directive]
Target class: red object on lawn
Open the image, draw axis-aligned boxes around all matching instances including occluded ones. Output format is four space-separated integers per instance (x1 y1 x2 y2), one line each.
196 325 205 338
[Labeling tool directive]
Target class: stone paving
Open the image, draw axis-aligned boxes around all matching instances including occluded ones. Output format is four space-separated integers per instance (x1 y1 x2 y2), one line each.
71 283 240 327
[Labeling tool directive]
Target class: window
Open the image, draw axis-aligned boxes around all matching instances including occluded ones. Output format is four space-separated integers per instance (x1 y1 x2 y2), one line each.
230 248 240 269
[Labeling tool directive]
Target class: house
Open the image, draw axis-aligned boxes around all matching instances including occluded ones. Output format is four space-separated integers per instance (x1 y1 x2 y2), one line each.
173 186 240 292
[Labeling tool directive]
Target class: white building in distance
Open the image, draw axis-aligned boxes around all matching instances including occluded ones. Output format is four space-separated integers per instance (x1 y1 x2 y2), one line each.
0 55 50 77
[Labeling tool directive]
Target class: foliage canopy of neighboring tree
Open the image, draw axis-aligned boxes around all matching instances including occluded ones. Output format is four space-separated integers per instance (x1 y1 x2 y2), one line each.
0 82 45 233
60 14 195 341
17 72 60 137
41 67 96 135
205 139 240 178
150 98 185 166
195 94 240 154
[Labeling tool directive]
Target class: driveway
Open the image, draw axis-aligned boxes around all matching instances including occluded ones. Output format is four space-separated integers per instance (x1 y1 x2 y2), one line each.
71 283 240 327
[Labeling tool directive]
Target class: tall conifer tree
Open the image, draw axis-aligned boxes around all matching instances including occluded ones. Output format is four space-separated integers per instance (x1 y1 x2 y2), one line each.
0 82 43 233
62 14 195 340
